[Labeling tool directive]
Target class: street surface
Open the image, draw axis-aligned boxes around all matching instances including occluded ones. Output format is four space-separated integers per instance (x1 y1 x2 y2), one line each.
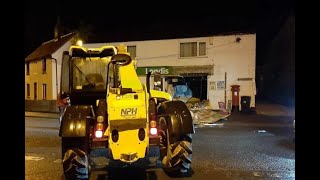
25 104 295 180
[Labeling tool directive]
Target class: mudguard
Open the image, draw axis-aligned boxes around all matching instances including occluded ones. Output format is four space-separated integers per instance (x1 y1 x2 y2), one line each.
158 100 195 142
59 105 94 137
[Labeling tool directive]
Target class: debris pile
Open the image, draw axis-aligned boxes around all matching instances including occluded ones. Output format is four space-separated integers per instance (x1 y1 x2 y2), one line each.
185 98 230 125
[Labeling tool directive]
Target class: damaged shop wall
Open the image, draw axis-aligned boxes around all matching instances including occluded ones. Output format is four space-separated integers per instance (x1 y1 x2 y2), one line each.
168 82 229 125
185 97 230 125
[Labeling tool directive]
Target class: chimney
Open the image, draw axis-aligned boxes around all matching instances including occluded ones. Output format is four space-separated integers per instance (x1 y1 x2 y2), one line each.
54 16 61 40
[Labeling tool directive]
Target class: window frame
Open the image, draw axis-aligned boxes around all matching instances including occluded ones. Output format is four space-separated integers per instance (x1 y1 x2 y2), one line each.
34 82 37 100
127 45 137 59
42 83 47 100
27 84 30 98
198 42 207 56
179 41 207 58
26 62 30 75
42 59 46 74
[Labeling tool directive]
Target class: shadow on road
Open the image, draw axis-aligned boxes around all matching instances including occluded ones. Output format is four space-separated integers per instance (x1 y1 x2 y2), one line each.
163 168 194 178
94 166 195 180
59 167 158 180
277 138 295 151
96 167 158 180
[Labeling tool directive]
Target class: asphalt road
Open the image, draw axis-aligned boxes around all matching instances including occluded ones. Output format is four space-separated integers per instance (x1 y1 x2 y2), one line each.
25 112 295 180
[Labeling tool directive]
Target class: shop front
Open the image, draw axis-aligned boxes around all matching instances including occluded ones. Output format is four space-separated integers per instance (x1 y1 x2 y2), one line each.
136 65 214 101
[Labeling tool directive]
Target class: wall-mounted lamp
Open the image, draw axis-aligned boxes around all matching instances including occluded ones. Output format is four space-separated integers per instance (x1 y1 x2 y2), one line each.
236 37 241 43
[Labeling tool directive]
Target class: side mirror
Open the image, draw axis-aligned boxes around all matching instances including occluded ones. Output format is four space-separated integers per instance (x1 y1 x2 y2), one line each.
61 51 71 94
111 54 132 66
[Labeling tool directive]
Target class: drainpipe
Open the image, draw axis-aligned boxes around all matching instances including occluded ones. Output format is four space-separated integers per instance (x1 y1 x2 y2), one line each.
225 72 227 105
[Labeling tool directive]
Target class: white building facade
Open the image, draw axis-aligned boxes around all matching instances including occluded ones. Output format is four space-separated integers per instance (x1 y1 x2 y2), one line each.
84 33 256 110
25 33 75 112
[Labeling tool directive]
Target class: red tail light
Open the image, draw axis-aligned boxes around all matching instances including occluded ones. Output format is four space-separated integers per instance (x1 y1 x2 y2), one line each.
149 116 158 135
96 123 103 130
150 120 157 128
150 127 157 135
95 123 104 138
95 130 103 138
149 101 157 135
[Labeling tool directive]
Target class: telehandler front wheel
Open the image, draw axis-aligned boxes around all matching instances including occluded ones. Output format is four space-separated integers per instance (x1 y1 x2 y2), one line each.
61 137 90 180
159 127 193 176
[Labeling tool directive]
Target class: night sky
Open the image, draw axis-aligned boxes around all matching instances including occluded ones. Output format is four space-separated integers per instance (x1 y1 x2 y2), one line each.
24 0 294 65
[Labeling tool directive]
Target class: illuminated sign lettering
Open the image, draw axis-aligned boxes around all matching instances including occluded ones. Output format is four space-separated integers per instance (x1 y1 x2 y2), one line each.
136 67 172 75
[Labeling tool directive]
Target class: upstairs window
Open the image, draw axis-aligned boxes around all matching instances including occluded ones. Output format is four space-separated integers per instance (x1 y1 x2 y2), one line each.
42 59 46 74
127 46 136 59
26 62 30 75
180 42 207 57
199 42 206 56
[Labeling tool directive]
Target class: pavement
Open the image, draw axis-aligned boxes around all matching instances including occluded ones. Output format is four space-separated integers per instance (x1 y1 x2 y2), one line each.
25 102 295 119
25 111 59 119
255 102 295 117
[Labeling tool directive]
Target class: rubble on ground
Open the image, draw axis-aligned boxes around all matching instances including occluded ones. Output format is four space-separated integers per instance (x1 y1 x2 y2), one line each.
185 98 230 125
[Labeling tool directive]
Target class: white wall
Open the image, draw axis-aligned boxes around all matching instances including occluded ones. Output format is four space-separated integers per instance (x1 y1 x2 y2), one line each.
84 34 256 109
206 34 256 109
84 38 213 67
52 41 72 99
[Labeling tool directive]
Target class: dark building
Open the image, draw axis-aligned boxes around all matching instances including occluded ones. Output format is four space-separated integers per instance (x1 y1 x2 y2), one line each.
257 15 295 106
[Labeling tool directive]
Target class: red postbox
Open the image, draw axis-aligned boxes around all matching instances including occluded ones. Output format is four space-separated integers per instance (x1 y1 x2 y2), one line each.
231 85 240 112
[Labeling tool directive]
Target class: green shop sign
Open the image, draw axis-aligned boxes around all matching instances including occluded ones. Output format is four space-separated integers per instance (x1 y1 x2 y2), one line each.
136 66 172 75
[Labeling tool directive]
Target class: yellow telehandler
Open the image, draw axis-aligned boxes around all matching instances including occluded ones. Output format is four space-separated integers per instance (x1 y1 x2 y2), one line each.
59 44 194 179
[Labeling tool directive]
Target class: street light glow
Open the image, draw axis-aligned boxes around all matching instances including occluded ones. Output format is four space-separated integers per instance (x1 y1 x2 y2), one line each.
76 40 83 46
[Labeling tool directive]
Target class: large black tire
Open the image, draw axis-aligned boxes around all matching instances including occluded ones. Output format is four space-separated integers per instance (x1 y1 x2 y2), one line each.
63 148 90 179
159 120 193 176
61 137 90 179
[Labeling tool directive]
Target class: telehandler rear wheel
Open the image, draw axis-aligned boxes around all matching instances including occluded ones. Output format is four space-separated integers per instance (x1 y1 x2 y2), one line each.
61 137 90 180
159 120 193 176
